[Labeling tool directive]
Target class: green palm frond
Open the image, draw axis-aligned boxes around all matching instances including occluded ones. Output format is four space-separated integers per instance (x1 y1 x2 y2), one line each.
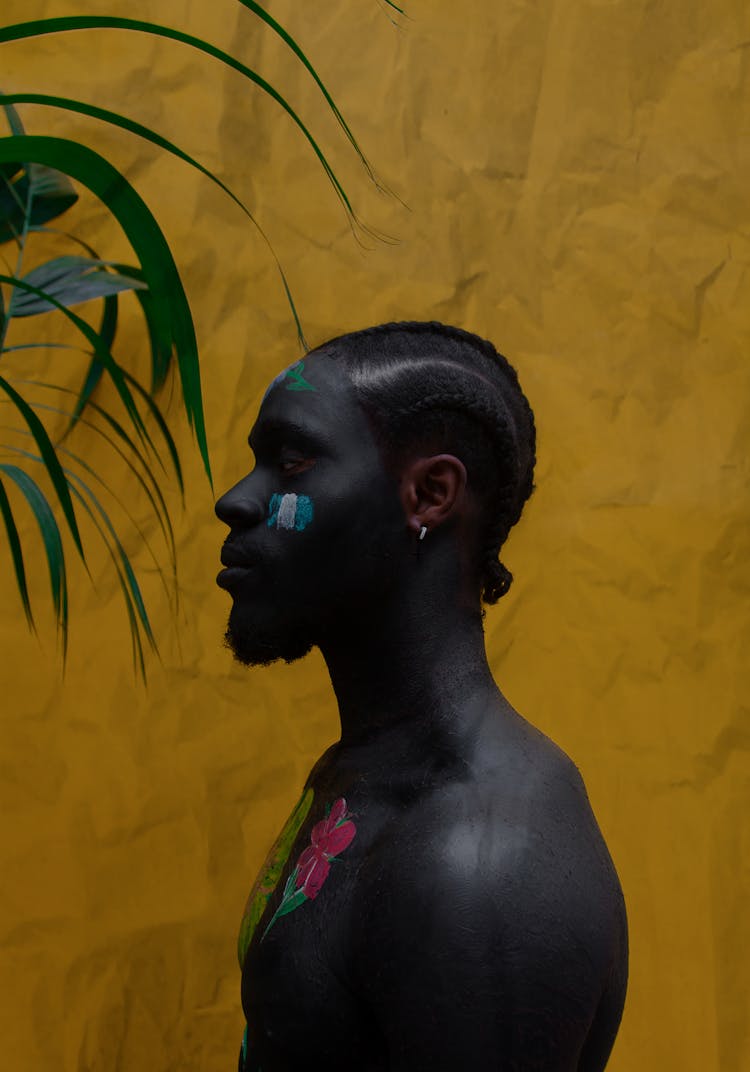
234 1 380 181
0 3 401 672
0 136 210 481
65 466 157 655
67 482 147 678
0 378 179 675
0 94 306 343
0 19 360 226
5 377 178 565
10 256 145 316
65 293 118 431
0 126 193 672
1 443 159 670
0 11 375 174
55 439 176 609
0 155 77 245
0 463 68 653
0 473 33 628
0 374 84 557
0 271 158 458
63 467 152 677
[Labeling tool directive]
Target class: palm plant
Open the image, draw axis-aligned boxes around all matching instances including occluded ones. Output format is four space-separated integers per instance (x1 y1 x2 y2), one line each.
0 3 403 675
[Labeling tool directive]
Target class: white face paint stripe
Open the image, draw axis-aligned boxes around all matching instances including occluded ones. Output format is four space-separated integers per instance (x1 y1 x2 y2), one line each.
276 493 298 530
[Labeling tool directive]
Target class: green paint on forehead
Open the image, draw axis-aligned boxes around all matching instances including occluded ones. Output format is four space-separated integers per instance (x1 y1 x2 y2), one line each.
262 358 316 401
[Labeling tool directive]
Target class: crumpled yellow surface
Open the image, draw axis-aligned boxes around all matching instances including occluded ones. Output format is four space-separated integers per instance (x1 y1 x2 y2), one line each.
0 1 748 1069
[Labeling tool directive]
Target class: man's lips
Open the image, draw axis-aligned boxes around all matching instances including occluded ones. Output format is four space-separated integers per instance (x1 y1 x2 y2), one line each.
217 542 260 590
220 544 255 568
216 566 254 590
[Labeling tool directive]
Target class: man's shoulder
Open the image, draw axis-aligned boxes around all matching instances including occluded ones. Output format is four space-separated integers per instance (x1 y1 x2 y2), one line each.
352 735 623 965
343 742 627 1071
372 720 590 866
362 759 585 896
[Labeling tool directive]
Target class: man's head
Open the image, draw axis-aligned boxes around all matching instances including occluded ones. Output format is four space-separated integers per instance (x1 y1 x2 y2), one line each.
215 321 536 666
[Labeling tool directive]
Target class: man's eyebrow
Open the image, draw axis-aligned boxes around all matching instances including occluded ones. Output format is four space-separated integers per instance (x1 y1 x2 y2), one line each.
247 418 321 451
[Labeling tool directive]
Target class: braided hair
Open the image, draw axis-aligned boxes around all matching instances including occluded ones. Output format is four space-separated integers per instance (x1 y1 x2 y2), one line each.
313 321 536 604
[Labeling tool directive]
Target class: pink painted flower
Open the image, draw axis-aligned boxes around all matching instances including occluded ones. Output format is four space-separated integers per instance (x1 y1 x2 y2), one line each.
294 797 356 899
262 797 357 940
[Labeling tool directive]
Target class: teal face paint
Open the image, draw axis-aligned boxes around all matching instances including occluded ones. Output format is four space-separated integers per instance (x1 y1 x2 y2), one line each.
262 359 316 401
267 493 314 531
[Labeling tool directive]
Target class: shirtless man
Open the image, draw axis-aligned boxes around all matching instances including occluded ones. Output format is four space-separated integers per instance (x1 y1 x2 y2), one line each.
215 322 628 1071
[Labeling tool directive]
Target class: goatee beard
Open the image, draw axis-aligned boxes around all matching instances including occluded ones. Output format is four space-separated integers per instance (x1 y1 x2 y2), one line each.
224 618 314 667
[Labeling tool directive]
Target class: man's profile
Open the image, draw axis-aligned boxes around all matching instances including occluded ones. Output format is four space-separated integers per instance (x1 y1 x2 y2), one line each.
215 322 628 1071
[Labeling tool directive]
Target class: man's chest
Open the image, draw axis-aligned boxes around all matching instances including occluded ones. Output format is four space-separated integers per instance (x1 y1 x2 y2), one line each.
238 782 389 1071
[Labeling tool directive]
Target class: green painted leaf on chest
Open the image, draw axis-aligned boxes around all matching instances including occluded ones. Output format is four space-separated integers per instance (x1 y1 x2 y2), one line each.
268 887 307 924
237 787 314 967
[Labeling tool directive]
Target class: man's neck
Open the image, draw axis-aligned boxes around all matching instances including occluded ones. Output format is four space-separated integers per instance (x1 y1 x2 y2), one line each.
319 590 499 752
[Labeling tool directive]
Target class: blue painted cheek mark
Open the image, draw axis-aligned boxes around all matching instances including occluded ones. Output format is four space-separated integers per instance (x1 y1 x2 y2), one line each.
267 493 314 531
293 495 314 530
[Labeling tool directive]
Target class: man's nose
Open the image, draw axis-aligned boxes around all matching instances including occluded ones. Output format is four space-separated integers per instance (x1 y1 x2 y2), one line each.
215 476 265 527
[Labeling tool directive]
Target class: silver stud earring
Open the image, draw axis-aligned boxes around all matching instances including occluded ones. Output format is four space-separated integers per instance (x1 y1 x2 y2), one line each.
418 525 427 541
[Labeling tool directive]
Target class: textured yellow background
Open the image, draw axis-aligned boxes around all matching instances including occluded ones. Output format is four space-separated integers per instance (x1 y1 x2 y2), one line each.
1 1 748 1069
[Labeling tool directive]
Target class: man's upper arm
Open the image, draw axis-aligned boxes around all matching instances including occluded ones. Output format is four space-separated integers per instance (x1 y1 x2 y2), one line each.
351 818 606 1071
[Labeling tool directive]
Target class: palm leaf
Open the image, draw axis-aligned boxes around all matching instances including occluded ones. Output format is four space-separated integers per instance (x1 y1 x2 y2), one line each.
0 150 78 245
0 135 211 483
64 474 147 677
0 94 306 343
0 374 83 556
66 292 118 430
12 256 145 316
121 369 183 494
26 241 164 427
18 231 119 431
55 438 176 609
234 1 378 180
4 374 178 563
0 160 22 181
0 168 78 244
2 100 24 137
0 473 33 627
0 462 68 653
7 231 144 436
0 270 155 456
63 464 157 654
0 20 357 223
2 440 165 676
17 350 185 499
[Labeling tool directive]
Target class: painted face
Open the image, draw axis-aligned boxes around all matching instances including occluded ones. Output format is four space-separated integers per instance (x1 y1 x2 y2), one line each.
215 354 405 665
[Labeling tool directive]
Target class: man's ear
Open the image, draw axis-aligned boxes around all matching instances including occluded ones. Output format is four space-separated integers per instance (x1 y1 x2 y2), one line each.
399 454 468 537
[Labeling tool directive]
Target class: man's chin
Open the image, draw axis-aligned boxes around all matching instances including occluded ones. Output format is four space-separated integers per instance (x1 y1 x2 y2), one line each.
223 619 314 667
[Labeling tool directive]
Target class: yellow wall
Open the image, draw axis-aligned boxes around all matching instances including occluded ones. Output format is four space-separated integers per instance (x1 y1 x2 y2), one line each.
1 1 748 1069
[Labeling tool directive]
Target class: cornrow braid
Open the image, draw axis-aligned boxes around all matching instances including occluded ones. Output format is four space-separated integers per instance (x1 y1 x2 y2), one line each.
314 321 536 604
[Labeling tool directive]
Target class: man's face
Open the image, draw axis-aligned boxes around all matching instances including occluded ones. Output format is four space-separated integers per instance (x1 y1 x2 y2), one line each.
215 354 405 666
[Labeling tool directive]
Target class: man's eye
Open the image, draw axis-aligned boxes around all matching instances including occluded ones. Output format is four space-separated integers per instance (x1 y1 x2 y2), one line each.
279 453 315 474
